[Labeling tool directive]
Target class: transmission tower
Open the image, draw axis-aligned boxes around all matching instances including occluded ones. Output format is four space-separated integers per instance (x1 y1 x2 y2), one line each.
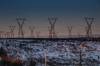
48 26 51 38
9 26 15 38
84 17 94 38
85 26 88 37
48 17 57 38
67 25 72 38
16 17 26 38
29 26 35 38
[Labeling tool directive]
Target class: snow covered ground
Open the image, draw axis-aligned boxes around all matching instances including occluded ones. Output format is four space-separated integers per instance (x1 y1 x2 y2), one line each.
0 39 100 66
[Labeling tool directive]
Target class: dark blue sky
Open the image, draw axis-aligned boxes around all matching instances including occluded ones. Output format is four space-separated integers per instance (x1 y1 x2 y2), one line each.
0 0 100 37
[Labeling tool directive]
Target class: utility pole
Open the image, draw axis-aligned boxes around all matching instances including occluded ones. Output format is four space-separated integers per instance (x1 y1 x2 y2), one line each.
29 26 35 38
48 16 58 38
84 17 94 38
16 17 26 38
9 26 15 38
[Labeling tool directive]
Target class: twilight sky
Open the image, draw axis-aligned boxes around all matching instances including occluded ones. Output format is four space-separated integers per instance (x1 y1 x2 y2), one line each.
0 0 100 37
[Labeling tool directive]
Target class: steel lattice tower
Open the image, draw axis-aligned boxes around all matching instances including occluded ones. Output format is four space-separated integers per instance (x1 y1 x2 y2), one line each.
84 17 94 38
16 17 26 38
48 17 57 38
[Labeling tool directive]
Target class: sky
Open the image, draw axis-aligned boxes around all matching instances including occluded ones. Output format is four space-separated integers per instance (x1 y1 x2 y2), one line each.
0 0 100 37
